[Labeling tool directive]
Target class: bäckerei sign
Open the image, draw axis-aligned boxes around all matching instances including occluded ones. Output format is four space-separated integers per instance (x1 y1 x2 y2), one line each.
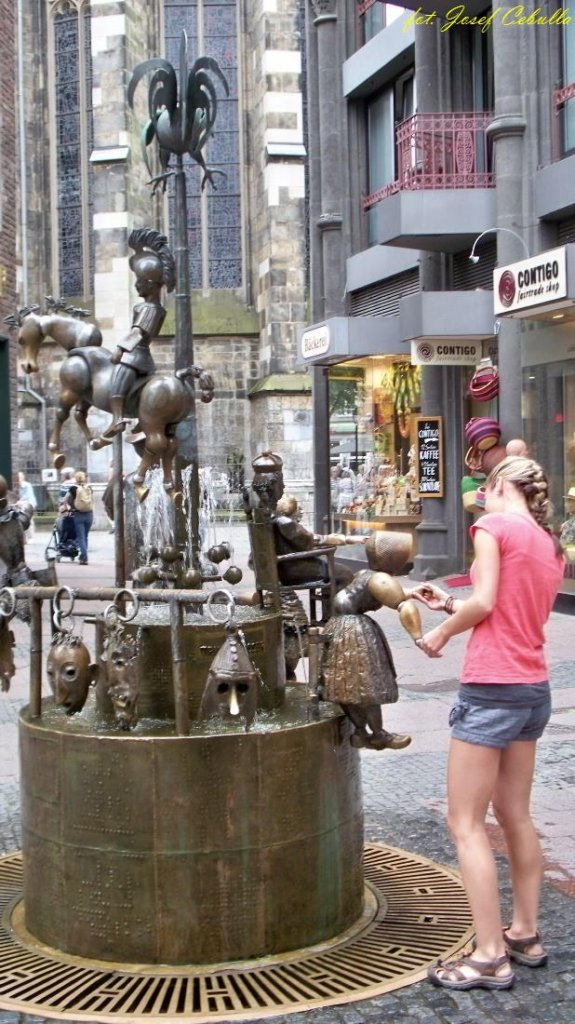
494 246 567 315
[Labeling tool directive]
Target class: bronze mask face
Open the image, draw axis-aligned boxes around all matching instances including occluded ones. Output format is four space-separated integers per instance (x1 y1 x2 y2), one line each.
105 639 139 731
46 636 94 714
198 626 259 730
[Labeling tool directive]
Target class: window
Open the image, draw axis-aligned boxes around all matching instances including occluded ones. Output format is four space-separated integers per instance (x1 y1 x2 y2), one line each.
49 0 93 298
562 21 575 154
164 0 242 290
358 3 405 46
366 71 414 244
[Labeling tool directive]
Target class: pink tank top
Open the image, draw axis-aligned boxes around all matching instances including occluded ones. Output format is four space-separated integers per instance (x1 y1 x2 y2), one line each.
461 513 564 685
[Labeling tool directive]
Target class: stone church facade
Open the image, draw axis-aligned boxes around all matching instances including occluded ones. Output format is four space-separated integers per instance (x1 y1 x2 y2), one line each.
12 0 311 503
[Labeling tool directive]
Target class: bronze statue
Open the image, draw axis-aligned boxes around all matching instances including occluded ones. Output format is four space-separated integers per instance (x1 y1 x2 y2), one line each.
101 229 176 440
127 32 229 194
273 493 355 589
15 298 214 499
46 633 95 715
101 628 140 731
0 617 16 693
320 570 418 751
198 622 259 730
0 476 35 621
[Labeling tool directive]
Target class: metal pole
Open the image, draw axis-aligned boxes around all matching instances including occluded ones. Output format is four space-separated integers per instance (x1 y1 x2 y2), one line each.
173 154 201 565
170 598 190 735
29 597 42 718
113 434 125 587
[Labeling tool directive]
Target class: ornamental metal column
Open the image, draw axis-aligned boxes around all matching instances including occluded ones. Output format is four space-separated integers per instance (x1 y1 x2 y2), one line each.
128 33 228 565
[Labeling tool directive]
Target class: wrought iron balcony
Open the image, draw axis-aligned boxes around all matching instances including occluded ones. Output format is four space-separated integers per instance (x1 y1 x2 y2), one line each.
363 112 495 211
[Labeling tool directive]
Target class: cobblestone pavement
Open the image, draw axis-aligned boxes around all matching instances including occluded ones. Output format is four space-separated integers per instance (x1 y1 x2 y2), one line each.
0 529 573 1023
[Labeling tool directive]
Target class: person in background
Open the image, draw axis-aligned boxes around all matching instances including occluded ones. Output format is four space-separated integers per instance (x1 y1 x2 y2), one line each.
16 471 37 542
102 461 115 533
66 471 93 565
412 456 564 992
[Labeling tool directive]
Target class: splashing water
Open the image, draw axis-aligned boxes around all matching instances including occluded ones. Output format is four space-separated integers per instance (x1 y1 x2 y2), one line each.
181 465 234 563
137 468 175 561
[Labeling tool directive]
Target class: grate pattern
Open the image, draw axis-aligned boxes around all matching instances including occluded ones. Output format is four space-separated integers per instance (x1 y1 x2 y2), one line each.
0 845 473 1022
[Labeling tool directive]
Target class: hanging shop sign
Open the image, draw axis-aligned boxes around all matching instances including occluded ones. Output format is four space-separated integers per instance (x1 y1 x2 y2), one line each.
493 247 567 315
301 324 331 360
410 340 483 365
414 415 444 498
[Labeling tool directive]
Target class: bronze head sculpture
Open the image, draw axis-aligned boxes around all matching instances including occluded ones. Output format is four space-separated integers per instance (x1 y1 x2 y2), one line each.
46 633 96 715
198 624 259 731
102 630 140 731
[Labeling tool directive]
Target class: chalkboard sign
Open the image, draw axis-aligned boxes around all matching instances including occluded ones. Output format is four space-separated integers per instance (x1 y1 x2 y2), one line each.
414 416 444 498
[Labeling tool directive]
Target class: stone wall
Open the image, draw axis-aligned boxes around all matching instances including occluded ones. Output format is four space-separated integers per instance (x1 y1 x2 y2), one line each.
245 0 308 377
24 332 259 486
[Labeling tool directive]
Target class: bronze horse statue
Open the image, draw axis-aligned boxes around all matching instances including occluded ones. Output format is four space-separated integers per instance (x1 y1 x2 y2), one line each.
17 310 214 500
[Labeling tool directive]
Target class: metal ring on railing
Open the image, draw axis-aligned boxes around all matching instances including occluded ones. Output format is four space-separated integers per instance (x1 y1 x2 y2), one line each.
0 588 16 619
113 589 140 623
53 586 76 622
206 588 236 624
52 610 76 635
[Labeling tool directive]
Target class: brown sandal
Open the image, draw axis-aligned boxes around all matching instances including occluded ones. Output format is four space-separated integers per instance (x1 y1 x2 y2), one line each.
503 928 548 968
428 952 515 990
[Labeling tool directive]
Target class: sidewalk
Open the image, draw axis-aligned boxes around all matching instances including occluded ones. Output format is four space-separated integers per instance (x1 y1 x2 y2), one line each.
0 527 573 1023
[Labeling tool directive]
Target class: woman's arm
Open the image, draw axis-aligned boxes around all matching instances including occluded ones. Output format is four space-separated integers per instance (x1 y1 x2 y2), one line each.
416 529 500 657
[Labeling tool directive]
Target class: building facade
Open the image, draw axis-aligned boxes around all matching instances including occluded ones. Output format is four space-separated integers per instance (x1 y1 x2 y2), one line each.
301 0 575 598
12 0 311 504
0 0 17 485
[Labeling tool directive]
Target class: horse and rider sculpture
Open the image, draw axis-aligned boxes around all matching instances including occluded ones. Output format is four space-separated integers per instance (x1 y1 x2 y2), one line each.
9 229 214 502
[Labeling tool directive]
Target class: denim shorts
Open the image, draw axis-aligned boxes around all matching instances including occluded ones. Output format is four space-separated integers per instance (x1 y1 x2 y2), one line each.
449 683 551 749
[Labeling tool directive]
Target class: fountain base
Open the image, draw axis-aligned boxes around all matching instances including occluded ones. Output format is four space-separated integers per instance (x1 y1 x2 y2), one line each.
20 696 364 964
0 844 473 1020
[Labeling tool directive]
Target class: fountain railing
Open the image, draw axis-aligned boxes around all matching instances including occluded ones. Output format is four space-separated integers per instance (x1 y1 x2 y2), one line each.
5 584 260 734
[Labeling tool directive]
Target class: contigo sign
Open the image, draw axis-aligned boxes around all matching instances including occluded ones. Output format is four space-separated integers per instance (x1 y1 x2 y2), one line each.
411 340 482 365
301 325 330 359
493 246 567 315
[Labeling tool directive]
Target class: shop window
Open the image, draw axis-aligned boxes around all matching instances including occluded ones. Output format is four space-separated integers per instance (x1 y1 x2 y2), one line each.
328 356 421 531
523 360 575 541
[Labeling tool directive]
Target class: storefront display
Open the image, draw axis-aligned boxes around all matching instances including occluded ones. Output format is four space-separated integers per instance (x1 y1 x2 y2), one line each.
328 356 422 536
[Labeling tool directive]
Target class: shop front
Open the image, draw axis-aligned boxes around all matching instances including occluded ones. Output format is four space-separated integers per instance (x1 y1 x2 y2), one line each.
494 244 575 602
300 316 422 566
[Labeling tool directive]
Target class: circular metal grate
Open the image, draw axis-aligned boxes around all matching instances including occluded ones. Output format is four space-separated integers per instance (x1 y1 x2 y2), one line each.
0 845 473 1022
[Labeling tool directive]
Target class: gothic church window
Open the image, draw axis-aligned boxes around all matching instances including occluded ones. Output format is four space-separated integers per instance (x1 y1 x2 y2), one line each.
165 0 242 289
49 0 93 298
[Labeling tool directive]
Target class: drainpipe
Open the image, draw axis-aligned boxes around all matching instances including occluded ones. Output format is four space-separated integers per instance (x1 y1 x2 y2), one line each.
17 0 28 303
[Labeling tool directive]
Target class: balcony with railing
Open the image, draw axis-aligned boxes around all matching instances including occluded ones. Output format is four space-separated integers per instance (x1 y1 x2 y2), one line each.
363 112 494 210
535 84 575 221
365 112 497 252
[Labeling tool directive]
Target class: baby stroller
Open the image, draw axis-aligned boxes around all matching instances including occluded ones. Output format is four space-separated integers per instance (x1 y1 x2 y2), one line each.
45 512 80 562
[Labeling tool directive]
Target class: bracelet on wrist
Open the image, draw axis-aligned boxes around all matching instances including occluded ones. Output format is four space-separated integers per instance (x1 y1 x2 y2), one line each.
444 596 455 615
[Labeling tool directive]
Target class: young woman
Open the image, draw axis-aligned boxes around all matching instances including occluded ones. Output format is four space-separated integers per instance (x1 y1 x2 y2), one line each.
412 456 564 991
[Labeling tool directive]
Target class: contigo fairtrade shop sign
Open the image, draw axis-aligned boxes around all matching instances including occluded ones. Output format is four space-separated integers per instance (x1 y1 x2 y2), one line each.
411 340 482 365
301 325 331 359
493 247 567 315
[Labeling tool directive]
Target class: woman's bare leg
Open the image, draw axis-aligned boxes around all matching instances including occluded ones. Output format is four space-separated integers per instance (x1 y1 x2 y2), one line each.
492 739 544 956
445 738 511 970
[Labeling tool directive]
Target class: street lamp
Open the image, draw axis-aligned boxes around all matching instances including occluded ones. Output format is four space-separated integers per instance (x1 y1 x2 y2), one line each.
468 227 530 264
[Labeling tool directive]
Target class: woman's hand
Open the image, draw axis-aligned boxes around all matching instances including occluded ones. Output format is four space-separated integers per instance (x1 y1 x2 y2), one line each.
415 625 449 658
411 583 450 612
